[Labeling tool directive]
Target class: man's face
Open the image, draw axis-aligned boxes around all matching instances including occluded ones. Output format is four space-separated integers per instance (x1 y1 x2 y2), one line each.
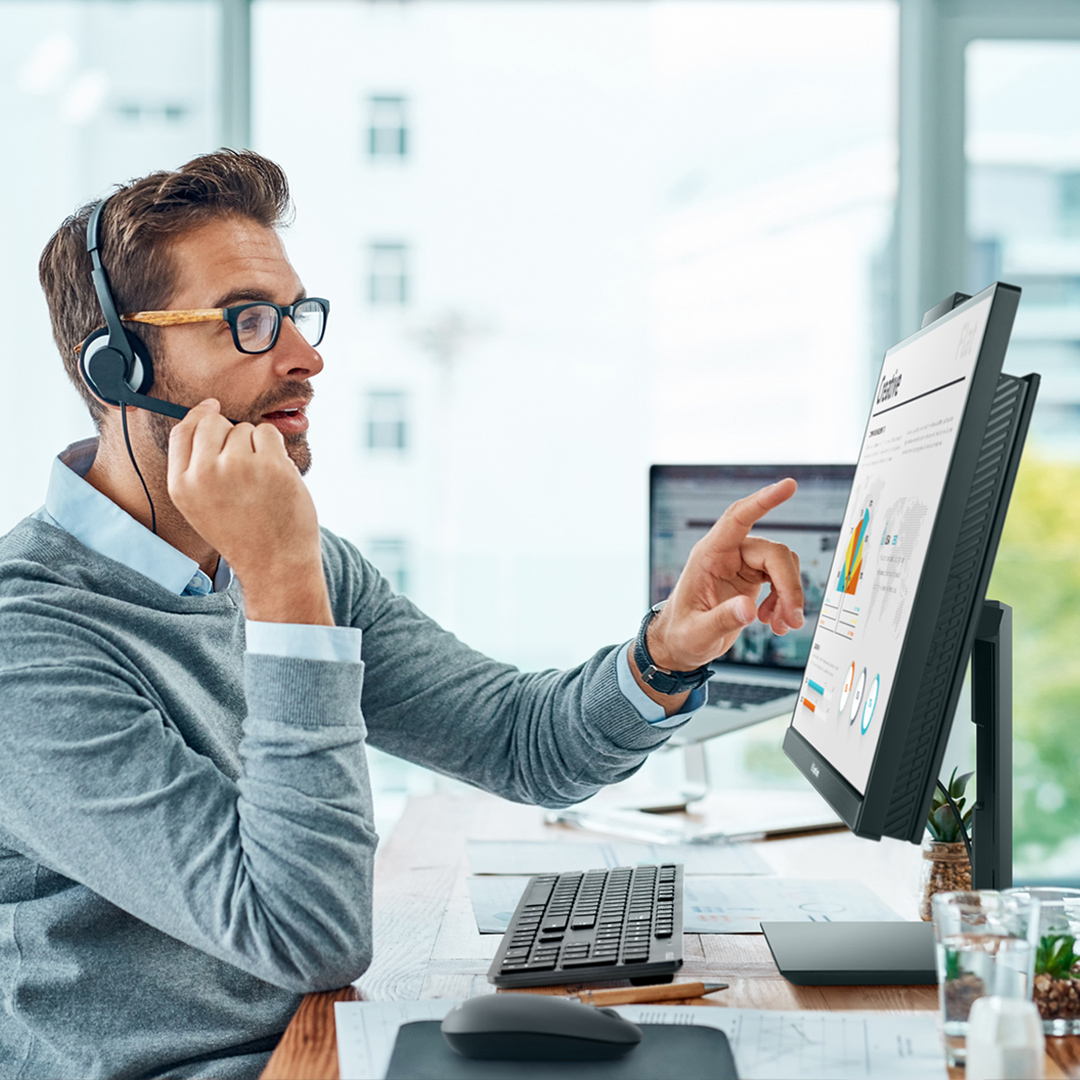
145 215 322 474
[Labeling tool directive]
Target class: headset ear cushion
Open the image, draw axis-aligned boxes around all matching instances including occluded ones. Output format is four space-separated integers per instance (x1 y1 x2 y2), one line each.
80 327 155 405
123 329 154 395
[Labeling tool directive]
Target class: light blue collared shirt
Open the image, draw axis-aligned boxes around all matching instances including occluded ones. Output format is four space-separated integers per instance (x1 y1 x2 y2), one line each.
34 439 702 724
34 439 361 663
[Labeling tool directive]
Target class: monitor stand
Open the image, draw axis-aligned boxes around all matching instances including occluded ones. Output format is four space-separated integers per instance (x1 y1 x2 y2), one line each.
761 599 1012 985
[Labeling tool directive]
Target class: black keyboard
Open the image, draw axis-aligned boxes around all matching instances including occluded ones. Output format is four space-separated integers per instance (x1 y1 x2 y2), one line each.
488 864 684 988
707 680 794 708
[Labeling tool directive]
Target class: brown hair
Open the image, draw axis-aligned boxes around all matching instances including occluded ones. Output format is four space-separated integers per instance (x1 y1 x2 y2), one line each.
38 149 293 425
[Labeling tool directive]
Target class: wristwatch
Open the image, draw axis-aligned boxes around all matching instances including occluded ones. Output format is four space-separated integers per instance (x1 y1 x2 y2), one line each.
633 601 715 695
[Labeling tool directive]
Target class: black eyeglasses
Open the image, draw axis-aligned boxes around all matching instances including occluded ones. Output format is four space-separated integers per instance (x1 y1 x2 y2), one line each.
120 297 330 355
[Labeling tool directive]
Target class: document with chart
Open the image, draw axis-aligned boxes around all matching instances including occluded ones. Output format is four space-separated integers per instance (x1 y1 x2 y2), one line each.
792 295 994 794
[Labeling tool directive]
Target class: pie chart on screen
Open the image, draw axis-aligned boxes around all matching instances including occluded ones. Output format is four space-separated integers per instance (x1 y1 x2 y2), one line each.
849 668 866 725
861 674 881 734
839 661 855 713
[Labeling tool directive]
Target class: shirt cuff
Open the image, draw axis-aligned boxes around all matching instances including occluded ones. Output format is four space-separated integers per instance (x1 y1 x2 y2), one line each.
615 642 707 728
245 621 363 664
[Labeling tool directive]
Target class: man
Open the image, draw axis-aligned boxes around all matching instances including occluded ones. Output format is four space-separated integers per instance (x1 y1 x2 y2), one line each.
0 150 803 1078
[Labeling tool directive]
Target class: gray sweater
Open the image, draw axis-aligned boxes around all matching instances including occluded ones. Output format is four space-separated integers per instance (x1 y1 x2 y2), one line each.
0 517 672 1079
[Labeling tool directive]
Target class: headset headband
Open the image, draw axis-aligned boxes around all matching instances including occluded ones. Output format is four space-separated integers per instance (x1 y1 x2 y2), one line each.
86 198 132 363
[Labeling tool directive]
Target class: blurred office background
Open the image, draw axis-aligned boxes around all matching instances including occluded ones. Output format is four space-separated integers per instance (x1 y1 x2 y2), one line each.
0 0 1077 881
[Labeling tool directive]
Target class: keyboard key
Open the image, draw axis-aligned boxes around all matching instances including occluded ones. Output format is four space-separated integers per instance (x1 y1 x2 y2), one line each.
524 879 554 906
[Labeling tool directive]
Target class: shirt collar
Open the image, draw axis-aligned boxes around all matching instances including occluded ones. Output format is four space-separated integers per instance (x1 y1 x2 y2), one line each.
40 437 233 597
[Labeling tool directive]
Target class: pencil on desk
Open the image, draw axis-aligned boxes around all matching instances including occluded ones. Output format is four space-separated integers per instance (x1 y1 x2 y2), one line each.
574 981 728 1007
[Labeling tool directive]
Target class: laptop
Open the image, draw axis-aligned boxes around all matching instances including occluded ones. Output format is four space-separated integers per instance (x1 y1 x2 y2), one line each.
649 464 855 746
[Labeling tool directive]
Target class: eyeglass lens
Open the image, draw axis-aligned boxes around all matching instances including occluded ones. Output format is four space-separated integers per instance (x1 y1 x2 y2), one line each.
235 300 326 353
291 299 325 347
236 306 279 352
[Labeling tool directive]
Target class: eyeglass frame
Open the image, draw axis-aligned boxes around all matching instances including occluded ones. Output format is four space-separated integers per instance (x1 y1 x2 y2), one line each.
114 297 331 355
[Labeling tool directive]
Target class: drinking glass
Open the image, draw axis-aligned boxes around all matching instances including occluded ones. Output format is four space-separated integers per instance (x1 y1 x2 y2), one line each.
932 890 1041 1065
1006 886 1080 1035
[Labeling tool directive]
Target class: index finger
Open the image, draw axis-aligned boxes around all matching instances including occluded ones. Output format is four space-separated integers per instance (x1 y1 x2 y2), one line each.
706 477 798 550
167 398 222 479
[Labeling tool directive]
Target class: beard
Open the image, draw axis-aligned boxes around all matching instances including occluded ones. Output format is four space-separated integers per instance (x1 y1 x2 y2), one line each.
145 373 314 476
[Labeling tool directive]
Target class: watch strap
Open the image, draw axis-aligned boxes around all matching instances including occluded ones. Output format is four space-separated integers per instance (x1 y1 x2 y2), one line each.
633 602 715 695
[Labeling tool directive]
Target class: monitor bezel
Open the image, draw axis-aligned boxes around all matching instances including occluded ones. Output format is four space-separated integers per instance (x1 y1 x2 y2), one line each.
781 282 1023 842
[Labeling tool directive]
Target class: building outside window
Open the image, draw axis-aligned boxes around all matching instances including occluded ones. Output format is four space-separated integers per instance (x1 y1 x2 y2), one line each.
368 242 409 305
367 538 409 595
368 94 408 158
364 389 409 451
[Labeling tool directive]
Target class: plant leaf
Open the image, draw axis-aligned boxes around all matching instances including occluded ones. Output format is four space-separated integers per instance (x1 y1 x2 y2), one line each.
950 771 974 799
930 803 960 842
946 948 961 982
1036 934 1080 977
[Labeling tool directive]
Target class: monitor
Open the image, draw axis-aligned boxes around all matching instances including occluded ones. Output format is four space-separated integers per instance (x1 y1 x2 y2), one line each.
781 282 1037 846
650 464 854 747
650 464 853 670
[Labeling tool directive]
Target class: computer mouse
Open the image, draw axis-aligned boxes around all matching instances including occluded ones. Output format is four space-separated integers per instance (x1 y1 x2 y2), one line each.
440 993 643 1061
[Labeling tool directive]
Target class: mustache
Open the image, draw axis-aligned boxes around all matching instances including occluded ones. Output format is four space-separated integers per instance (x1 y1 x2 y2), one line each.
245 381 315 420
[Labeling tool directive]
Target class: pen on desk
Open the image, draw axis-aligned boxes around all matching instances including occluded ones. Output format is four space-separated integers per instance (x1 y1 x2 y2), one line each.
572 981 729 1007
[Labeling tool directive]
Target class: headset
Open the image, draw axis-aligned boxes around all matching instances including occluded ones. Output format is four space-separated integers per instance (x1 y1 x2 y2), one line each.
80 196 192 534
79 198 189 422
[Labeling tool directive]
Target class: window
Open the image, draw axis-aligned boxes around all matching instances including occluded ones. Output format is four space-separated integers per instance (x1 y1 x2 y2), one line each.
368 95 408 158
365 390 409 451
966 37 1080 881
367 538 409 595
115 102 192 124
368 242 409 305
1 0 220 534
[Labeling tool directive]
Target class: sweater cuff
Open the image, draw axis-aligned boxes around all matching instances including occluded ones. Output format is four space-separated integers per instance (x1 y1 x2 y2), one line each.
245 653 364 728
615 642 704 727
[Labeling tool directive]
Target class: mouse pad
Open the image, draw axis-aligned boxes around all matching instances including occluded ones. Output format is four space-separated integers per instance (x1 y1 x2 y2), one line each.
384 1021 738 1079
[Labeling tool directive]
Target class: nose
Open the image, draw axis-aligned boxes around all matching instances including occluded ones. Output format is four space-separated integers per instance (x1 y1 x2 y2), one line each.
270 314 323 380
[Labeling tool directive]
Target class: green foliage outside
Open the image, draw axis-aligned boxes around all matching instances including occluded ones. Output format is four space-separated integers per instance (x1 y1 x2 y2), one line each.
987 456 1080 876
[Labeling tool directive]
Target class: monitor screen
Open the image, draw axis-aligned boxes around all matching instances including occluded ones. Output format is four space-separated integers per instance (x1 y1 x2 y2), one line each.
792 293 994 795
782 282 1035 844
650 465 853 671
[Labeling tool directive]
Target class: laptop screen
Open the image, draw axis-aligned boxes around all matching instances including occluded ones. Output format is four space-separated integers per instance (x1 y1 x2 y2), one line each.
650 465 855 672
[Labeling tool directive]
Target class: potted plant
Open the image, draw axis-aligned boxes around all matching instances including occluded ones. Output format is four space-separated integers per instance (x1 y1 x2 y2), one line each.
1034 933 1080 1028
919 767 973 921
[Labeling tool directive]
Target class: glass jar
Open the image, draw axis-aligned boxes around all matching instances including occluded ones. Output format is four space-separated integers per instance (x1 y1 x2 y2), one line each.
919 839 971 921
1006 886 1080 1035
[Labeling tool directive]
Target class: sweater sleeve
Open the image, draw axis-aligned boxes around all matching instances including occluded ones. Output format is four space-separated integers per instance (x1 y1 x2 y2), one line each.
323 533 678 808
0 645 376 994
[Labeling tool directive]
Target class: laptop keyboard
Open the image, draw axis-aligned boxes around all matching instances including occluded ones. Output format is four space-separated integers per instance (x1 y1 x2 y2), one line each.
707 681 795 709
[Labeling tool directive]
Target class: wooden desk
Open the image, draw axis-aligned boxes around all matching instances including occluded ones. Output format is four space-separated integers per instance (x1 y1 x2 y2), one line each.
261 792 1080 1080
